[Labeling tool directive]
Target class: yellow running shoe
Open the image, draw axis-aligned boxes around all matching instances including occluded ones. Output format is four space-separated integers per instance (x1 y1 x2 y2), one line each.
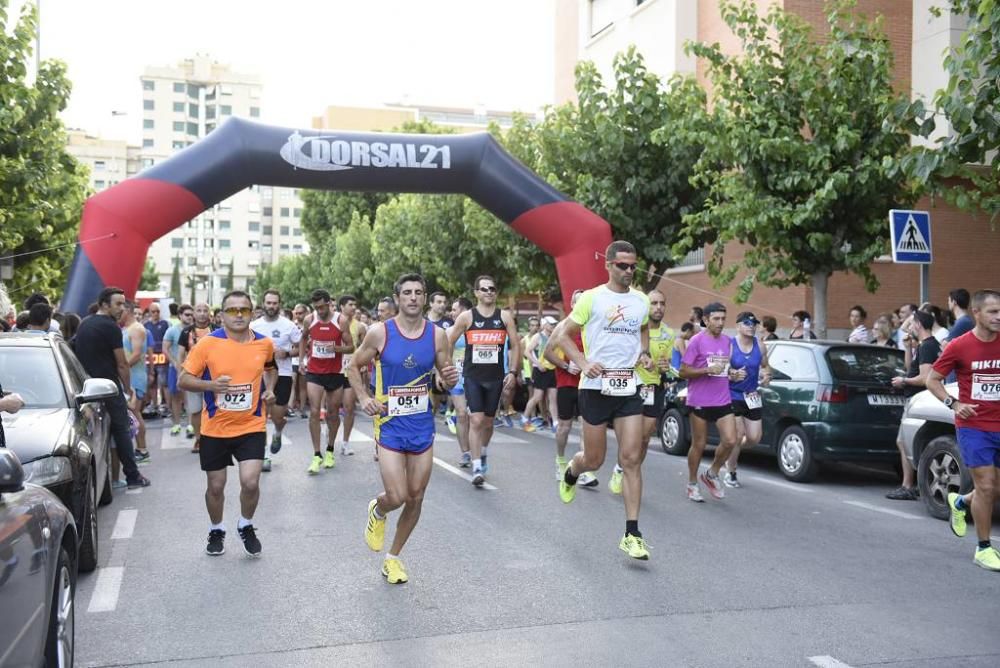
947 492 967 537
619 534 650 560
323 450 336 469
973 546 1000 571
609 468 623 495
307 454 322 475
559 478 576 504
365 499 385 552
382 557 409 584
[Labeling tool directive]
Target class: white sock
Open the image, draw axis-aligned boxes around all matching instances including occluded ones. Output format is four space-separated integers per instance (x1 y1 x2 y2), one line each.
614 464 623 474
373 503 385 520
385 552 399 561
237 516 252 529
210 522 225 532
474 457 483 471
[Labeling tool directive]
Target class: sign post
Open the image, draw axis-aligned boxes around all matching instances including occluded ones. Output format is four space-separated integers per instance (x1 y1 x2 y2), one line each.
889 209 932 305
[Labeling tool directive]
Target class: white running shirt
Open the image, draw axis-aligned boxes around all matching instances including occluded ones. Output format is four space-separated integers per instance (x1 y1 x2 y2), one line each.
251 316 302 377
569 285 650 391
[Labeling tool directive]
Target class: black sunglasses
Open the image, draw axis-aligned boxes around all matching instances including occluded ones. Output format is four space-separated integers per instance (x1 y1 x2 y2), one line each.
612 262 638 272
479 286 497 293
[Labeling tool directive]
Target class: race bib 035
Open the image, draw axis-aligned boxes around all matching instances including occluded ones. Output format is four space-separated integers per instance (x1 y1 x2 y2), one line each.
601 369 636 397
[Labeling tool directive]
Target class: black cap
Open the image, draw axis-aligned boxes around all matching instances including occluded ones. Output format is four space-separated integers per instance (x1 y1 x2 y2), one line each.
704 302 727 317
735 311 759 325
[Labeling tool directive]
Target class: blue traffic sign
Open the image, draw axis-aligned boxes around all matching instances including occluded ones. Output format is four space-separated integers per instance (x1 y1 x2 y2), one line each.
889 209 932 264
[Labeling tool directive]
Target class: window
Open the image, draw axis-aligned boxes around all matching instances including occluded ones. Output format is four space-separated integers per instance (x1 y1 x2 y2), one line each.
248 240 259 250
280 207 289 217
220 105 232 116
262 244 272 254
261 187 272 198
94 179 105 189
142 158 154 168
219 239 231 249
173 101 184 112
293 208 302 217
187 83 200 98
250 107 260 118
205 87 216 101
189 103 199 117
205 124 215 134
186 122 198 136
589 0 615 37
206 106 216 120
143 80 155 91
143 99 154 110
248 222 260 232
674 247 705 269
142 138 154 148
94 160 106 171
262 207 272 217
262 225 272 235
143 119 154 129
825 347 905 382
173 82 185 93
187 257 197 266
171 238 183 248
172 141 185 150
280 226 290 236
768 346 820 382
293 228 302 237
204 239 214 248
280 244 289 251
219 220 231 230
293 244 303 253
173 121 185 132
187 238 198 247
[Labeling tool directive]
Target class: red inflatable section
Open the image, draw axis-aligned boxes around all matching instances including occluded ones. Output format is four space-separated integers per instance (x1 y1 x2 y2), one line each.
79 180 205 297
511 201 613 306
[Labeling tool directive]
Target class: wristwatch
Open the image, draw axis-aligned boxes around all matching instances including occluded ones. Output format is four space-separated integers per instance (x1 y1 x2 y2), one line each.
943 396 956 409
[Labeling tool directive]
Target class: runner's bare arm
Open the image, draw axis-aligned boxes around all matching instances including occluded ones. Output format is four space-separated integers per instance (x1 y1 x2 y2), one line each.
526 332 542 367
299 315 311 374
551 318 592 374
262 356 278 405
503 311 521 389
125 327 145 366
346 324 386 416
542 321 570 370
335 313 354 353
759 343 772 385
638 324 652 370
447 310 471 348
434 327 459 389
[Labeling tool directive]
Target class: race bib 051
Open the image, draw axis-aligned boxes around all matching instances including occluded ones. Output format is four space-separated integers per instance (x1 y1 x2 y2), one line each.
388 385 430 416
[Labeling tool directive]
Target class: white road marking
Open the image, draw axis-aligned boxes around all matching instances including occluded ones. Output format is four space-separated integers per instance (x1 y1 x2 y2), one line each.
160 437 194 450
110 509 138 540
842 500 922 520
87 567 124 613
334 424 373 442
808 656 855 668
742 475 815 493
125 488 143 495
433 457 497 490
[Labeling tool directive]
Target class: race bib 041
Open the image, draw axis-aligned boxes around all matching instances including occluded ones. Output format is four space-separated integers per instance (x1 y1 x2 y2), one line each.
218 383 253 411
601 369 636 397
971 373 1000 402
388 385 430 416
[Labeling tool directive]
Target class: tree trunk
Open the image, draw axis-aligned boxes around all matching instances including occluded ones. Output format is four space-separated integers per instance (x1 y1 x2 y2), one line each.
811 270 829 339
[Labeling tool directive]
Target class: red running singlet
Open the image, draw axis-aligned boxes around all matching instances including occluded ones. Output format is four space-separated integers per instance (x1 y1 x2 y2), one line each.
306 316 345 375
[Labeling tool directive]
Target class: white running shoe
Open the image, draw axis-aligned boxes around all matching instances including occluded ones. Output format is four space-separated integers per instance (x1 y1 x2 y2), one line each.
687 483 705 503
578 472 599 487
340 443 355 456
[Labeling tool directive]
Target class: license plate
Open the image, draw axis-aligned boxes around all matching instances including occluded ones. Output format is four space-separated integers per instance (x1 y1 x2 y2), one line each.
867 394 904 406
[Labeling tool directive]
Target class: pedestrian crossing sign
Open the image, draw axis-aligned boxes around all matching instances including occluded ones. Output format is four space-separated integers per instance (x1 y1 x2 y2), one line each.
889 209 932 264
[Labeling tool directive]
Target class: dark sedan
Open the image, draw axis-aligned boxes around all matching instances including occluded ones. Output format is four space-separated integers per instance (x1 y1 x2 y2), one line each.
0 448 78 667
659 340 907 481
0 333 120 572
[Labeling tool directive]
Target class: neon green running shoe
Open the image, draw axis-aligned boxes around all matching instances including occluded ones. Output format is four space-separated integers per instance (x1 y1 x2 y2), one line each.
365 499 385 552
307 454 322 475
382 557 409 584
170 425 181 436
973 546 1000 571
559 477 576 504
947 492 968 538
619 534 650 560
323 450 336 469
609 468 623 495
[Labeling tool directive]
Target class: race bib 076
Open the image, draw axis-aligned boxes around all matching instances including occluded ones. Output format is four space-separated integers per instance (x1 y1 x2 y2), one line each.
971 373 1000 402
388 385 430 416
601 369 636 397
217 383 253 411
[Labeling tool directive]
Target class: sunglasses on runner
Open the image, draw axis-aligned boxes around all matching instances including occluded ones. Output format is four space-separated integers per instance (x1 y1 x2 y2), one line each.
478 286 497 293
740 319 759 327
612 262 638 272
222 307 252 317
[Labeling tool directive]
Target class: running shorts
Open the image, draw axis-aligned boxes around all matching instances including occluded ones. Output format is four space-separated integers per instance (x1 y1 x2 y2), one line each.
306 372 346 392
200 432 266 471
465 377 504 417
274 376 293 407
556 386 579 421
691 404 734 422
641 384 665 420
532 368 556 391
578 389 642 426
731 398 762 421
956 428 1000 469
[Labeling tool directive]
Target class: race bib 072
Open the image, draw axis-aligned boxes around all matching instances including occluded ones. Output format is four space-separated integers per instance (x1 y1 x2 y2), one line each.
388 385 430 416
601 369 636 397
217 383 253 411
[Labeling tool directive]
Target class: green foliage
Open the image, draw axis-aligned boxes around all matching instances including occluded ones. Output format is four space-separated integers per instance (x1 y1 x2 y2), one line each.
894 0 1000 221
139 258 159 291
170 256 181 302
683 0 919 303
222 261 234 292
0 1 89 301
536 46 714 272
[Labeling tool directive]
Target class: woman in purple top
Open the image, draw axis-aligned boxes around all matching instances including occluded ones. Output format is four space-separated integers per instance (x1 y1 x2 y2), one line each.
679 302 740 503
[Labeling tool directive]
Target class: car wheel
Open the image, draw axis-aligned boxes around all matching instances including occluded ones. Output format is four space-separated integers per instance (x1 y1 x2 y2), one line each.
777 425 819 482
659 408 690 456
917 434 972 520
78 477 99 573
44 546 76 668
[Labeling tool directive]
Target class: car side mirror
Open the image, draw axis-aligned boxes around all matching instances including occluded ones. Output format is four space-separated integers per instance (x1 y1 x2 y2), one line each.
0 448 25 494
75 378 120 408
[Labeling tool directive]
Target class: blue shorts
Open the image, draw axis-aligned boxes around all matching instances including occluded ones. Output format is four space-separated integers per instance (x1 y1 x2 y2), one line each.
168 366 179 394
378 435 434 455
450 379 465 397
956 428 1000 469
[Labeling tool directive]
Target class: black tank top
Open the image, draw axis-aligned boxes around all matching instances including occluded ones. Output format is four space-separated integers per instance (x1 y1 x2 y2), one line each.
463 307 507 381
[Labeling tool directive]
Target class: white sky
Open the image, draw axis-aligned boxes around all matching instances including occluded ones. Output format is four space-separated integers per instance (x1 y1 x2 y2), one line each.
15 0 555 142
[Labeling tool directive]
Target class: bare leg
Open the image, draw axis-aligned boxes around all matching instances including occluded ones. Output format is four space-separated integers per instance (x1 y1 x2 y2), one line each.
238 459 263 519
522 388 544 422
687 414 709 484
969 467 998 542
205 469 227 524
389 449 434 555
343 387 357 443
325 388 344 448
453 394 470 455
570 420 608 476
615 414 646 521
469 413 493 461
709 414 739 476
307 382 325 454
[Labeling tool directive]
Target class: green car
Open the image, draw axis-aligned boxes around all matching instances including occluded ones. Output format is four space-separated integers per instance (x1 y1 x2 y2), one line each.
658 340 907 482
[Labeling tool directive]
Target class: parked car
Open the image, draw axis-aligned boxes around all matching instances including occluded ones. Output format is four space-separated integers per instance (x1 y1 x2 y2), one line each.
0 333 120 572
898 384 970 519
0 448 78 667
658 340 907 482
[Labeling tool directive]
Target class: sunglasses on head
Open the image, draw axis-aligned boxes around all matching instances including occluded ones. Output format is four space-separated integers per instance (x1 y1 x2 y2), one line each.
612 262 638 272
479 286 497 293
223 307 252 317
740 320 759 327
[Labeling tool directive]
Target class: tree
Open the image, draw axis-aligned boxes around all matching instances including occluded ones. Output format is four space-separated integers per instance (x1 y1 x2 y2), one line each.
535 46 714 277
170 256 181 302
139 258 159 291
0 1 89 300
185 275 198 306
895 0 1000 222
681 0 920 336
221 261 234 292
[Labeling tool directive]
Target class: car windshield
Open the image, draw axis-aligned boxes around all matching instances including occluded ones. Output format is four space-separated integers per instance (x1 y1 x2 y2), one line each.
0 347 67 408
826 346 905 384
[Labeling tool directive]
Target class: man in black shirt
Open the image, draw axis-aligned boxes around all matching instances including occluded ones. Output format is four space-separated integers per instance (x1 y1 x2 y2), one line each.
73 287 150 488
887 310 941 500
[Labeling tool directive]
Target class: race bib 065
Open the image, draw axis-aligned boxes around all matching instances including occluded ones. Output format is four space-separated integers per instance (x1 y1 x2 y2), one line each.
472 344 499 365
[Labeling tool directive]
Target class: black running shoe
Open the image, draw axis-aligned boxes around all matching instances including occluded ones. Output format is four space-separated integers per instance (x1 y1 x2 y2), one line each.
206 529 226 556
238 524 262 557
134 450 150 463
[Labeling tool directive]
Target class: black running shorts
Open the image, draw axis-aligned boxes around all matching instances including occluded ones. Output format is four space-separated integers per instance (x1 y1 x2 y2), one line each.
465 377 504 417
199 432 266 471
641 384 665 420
274 376 293 407
731 399 762 421
532 368 556 391
691 404 735 422
306 372 346 392
556 386 579 421
578 389 642 426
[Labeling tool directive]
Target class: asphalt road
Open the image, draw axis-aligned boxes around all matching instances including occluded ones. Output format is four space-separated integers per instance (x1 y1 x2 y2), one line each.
76 411 1000 667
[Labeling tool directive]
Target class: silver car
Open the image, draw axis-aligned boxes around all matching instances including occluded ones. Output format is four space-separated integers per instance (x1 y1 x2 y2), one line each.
898 384 968 519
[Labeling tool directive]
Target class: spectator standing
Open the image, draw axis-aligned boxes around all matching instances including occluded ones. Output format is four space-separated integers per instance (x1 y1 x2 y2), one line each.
72 287 150 489
896 303 918 347
946 288 974 343
179 303 215 453
689 306 706 332
23 292 60 333
872 314 898 348
847 306 870 343
163 304 192 436
25 303 53 334
760 315 779 342
59 313 81 342
920 303 950 344
789 311 816 340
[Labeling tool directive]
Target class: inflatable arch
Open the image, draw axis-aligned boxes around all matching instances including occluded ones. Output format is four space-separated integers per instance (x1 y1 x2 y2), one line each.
62 118 613 313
